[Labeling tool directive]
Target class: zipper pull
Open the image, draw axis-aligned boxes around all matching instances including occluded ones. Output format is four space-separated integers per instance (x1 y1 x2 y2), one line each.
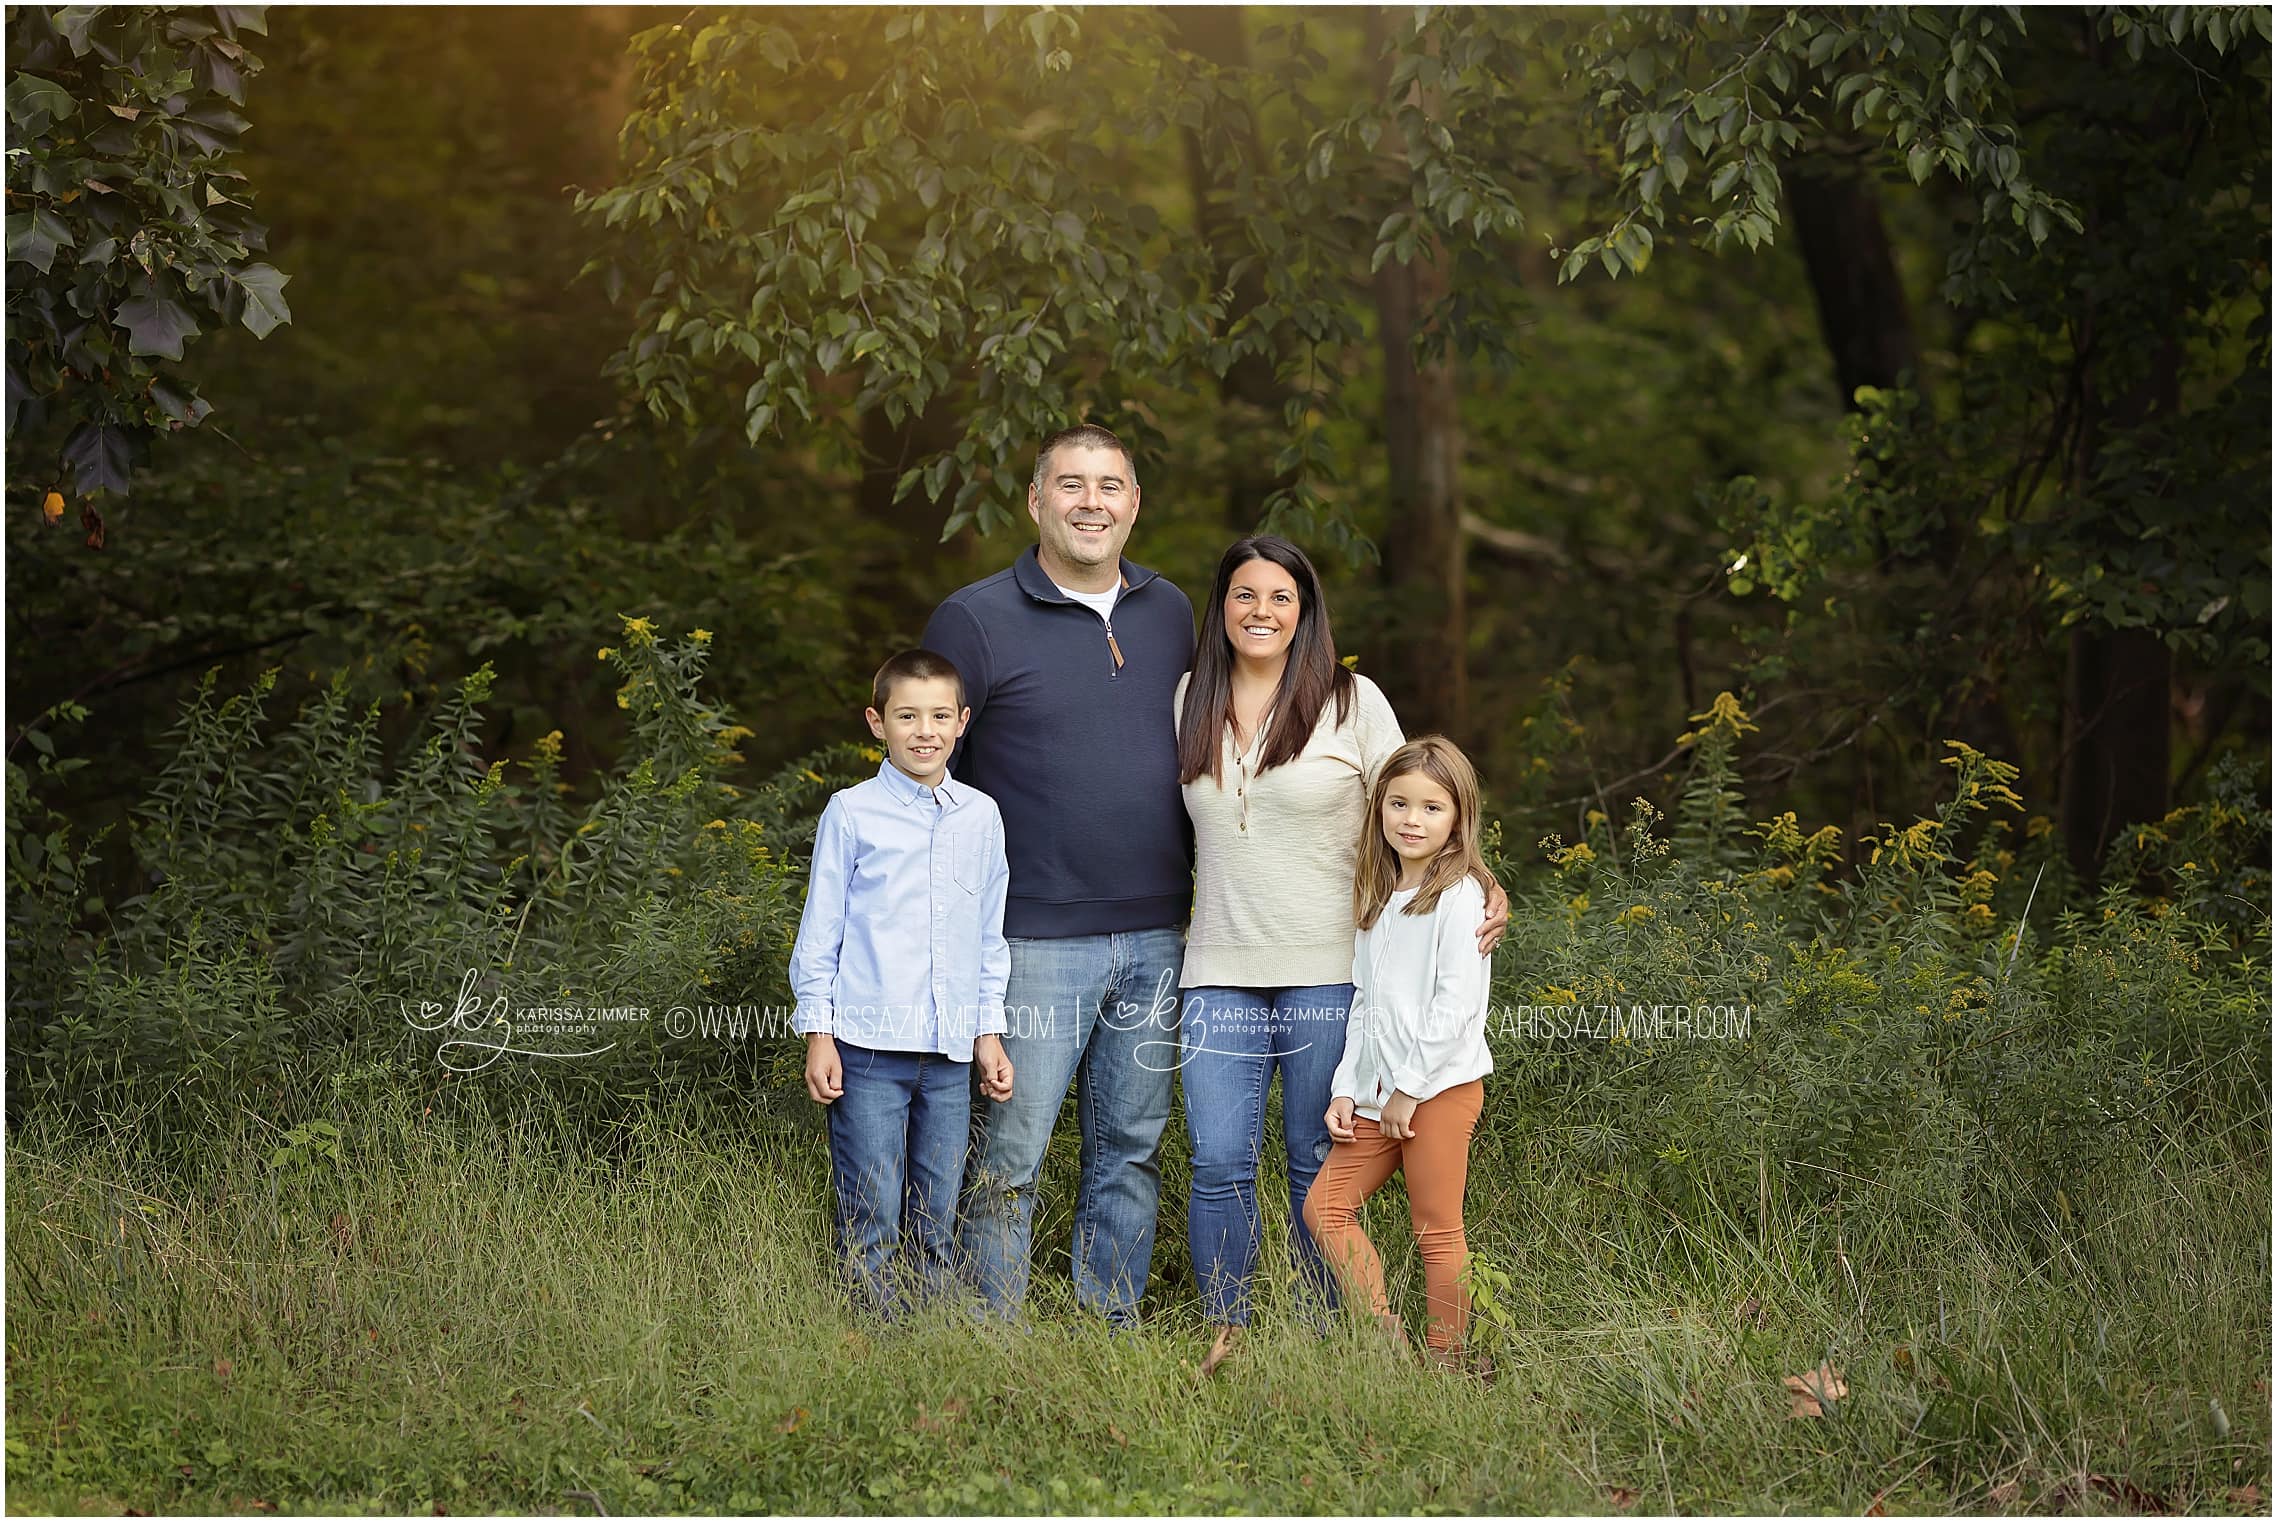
1106 627 1124 669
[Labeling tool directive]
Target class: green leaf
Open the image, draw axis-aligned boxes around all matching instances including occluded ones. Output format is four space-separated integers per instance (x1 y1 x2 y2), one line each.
117 290 202 359
6 210 74 274
49 6 103 54
60 421 133 495
6 72 76 132
233 263 291 338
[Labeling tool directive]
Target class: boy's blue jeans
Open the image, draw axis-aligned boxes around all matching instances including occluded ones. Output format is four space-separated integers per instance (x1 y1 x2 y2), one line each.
825 1040 970 1319
1179 983 1351 1327
958 927 1183 1326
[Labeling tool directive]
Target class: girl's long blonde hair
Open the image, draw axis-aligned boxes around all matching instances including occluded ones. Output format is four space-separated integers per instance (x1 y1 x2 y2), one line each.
1354 735 1497 931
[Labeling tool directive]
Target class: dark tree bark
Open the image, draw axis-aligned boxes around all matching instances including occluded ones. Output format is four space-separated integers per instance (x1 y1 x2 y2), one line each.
1786 164 2025 794
2060 626 2174 882
1373 250 1468 741
1365 12 1467 741
2059 324 2183 887
1168 7 1296 531
1785 168 1920 413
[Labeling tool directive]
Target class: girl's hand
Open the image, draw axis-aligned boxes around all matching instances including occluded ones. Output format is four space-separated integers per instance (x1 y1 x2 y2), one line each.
804 1033 844 1105
1379 1090 1419 1140
1476 879 1511 957
1324 1096 1357 1143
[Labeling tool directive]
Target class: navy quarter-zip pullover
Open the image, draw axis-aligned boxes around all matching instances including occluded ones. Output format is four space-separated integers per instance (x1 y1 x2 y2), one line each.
921 545 1196 938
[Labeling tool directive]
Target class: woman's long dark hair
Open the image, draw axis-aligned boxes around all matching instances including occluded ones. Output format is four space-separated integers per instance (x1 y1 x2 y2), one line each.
1176 534 1354 786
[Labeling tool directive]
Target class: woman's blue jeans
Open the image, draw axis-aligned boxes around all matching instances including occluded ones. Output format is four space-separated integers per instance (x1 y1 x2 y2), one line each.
1179 983 1351 1327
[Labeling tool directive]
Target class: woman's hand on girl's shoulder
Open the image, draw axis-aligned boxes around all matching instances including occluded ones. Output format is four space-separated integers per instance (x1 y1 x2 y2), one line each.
1475 875 1509 957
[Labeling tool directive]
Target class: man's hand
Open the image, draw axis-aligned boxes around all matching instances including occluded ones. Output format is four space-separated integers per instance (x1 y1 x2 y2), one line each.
804 1032 844 1105
1477 878 1511 957
1379 1090 1419 1140
974 1033 1015 1103
1324 1095 1357 1143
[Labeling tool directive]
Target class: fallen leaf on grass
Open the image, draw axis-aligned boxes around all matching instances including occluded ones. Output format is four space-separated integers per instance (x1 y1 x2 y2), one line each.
1782 1362 1848 1418
2227 1484 2260 1507
213 1359 233 1380
1106 1423 1129 1450
1608 1485 1638 1509
1988 1479 2021 1505
1891 1344 1913 1373
249 1502 276 1513
774 1406 807 1435
2047 1472 2168 1514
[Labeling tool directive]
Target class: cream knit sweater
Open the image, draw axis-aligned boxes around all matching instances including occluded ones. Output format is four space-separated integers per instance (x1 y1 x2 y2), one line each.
1175 670 1406 989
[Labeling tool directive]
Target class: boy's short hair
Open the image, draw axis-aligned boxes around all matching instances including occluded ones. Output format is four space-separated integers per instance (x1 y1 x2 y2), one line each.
871 649 967 713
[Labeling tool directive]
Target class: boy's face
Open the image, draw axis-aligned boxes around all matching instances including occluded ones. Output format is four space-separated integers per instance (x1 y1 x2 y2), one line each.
866 675 969 788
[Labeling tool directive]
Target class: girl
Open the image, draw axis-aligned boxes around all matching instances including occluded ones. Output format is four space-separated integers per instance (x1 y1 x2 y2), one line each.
1302 735 1497 1369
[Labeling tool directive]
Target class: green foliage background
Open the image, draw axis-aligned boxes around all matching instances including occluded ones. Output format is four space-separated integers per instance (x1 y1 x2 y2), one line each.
3 7 2271 1512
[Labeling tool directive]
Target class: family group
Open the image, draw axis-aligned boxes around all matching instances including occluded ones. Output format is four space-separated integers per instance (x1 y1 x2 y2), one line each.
789 423 1509 1373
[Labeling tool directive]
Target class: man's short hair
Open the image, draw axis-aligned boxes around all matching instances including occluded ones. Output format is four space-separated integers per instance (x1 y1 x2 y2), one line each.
1030 423 1138 498
871 648 966 713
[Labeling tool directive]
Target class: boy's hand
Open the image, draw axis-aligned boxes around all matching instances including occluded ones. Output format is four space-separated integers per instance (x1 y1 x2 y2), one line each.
974 1033 1015 1103
1324 1096 1357 1143
804 1033 844 1105
1476 878 1510 957
1379 1090 1419 1140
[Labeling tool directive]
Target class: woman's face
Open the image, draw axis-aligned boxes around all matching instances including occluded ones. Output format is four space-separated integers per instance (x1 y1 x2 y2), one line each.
1222 557 1301 667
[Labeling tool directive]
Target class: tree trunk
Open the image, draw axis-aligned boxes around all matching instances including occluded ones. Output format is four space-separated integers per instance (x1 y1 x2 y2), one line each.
2060 627 2174 883
2058 324 2182 887
1787 164 2027 802
1168 7 1295 531
1367 14 1467 740
1785 168 1920 413
1373 251 1467 741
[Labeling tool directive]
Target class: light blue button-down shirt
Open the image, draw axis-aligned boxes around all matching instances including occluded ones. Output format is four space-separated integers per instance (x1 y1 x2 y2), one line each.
790 760 1009 1061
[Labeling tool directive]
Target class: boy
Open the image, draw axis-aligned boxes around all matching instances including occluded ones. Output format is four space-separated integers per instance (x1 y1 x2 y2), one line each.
791 649 1016 1319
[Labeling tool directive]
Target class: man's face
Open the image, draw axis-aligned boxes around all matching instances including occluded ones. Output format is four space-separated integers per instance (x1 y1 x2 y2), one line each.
865 675 968 788
1028 442 1140 583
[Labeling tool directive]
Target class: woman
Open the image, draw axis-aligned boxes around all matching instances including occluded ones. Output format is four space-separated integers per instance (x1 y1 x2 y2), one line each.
1173 534 1505 1377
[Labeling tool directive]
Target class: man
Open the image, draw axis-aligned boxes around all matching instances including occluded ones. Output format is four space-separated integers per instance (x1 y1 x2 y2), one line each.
922 423 1193 1326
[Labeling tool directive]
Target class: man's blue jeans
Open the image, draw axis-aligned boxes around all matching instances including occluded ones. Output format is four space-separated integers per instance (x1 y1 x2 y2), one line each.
1179 983 1351 1326
825 1041 970 1320
958 927 1183 1326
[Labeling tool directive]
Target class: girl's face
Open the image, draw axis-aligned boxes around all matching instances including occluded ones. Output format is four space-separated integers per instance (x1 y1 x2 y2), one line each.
1222 557 1301 667
1381 770 1458 870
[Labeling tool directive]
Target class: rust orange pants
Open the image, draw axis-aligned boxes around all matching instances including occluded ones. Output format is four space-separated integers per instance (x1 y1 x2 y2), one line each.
1300 1080 1484 1351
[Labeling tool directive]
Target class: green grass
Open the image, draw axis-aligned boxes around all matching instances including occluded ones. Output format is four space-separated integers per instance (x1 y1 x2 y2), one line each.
6 1094 2268 1515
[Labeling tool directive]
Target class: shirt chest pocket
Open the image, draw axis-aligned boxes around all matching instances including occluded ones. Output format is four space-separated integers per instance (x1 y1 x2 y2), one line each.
947 829 991 895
